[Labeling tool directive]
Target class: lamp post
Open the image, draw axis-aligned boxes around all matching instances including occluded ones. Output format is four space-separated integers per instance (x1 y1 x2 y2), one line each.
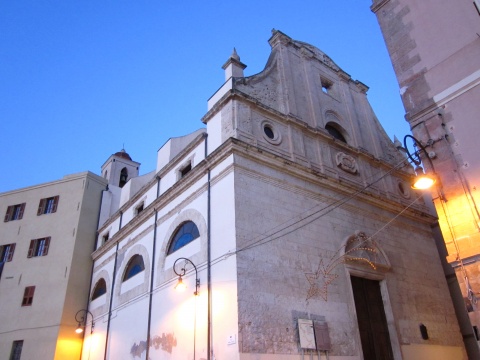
173 257 200 296
173 257 200 360
403 134 437 190
75 309 95 334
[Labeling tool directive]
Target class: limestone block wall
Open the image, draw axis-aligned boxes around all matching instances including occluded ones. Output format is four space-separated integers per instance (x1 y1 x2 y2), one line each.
233 152 465 359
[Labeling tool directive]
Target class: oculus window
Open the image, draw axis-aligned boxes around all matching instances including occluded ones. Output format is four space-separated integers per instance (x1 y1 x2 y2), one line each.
167 221 200 255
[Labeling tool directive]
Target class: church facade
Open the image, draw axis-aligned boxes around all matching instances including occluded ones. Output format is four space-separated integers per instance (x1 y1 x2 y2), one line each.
81 31 466 359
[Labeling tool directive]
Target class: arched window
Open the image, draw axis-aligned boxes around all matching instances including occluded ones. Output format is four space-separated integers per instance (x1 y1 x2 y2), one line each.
91 278 107 300
119 167 128 188
122 255 145 281
325 123 347 143
167 221 200 255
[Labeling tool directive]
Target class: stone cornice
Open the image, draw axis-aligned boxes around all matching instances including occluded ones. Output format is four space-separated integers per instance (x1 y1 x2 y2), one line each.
93 134 434 259
228 138 434 225
370 0 391 13
92 137 236 258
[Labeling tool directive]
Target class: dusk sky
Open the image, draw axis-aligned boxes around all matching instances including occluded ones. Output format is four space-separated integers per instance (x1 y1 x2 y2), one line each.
0 1 410 193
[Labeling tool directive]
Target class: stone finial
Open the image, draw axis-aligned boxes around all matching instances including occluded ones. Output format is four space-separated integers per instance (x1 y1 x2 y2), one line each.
231 47 240 61
222 48 247 81
393 135 403 150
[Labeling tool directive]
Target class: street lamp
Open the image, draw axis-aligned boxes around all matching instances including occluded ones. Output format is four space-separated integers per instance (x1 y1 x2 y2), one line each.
403 135 436 190
173 257 200 296
75 309 95 334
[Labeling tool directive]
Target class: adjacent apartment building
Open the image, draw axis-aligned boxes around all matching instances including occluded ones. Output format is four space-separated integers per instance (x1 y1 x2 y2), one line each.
80 31 467 360
0 172 107 360
371 0 480 356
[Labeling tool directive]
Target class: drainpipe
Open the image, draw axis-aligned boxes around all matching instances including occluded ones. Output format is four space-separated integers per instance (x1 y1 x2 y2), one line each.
204 134 212 360
79 184 108 360
145 176 160 360
207 169 212 360
104 241 119 360
104 211 122 359
145 207 159 360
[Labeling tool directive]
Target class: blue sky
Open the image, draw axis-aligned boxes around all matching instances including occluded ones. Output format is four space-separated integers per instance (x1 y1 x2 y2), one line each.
0 1 409 193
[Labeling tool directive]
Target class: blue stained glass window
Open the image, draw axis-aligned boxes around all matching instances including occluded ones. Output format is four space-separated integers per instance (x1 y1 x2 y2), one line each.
123 255 145 281
167 221 200 255
92 278 107 299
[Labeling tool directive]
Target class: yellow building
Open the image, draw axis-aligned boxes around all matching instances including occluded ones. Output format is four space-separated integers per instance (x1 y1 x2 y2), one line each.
0 172 106 360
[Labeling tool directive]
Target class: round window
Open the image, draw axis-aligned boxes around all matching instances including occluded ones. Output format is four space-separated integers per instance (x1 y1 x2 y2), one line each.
264 125 275 139
261 121 282 145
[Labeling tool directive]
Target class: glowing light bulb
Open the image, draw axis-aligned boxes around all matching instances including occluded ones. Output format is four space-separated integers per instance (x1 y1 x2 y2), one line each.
175 277 187 291
411 166 436 190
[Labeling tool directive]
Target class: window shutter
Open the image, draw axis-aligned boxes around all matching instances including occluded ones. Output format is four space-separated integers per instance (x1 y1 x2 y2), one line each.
37 199 46 215
4 206 13 222
0 245 3 261
7 244 15 261
27 240 35 258
22 289 28 305
51 196 59 213
18 203 26 219
43 237 50 256
23 286 35 306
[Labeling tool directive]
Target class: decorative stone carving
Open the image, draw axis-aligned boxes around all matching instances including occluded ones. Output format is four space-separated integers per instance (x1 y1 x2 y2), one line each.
336 152 358 174
343 230 390 270
397 180 411 198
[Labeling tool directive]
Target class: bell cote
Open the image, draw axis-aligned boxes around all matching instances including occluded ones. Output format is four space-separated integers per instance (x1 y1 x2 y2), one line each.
101 149 140 188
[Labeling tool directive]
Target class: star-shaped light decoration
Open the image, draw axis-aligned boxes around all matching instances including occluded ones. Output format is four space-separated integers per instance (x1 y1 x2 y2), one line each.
305 258 338 301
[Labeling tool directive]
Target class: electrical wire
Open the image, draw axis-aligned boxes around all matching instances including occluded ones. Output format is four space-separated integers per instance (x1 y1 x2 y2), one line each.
235 157 409 255
0 323 62 335
90 156 416 317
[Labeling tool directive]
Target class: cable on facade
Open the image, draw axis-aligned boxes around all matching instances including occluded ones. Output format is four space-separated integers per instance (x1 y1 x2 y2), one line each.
235 157 410 254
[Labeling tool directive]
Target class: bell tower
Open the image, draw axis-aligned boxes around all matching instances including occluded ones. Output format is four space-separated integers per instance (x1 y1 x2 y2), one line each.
101 149 140 188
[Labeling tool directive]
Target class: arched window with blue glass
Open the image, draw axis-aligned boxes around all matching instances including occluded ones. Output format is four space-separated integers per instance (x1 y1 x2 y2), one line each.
91 278 107 300
167 221 200 255
122 254 145 281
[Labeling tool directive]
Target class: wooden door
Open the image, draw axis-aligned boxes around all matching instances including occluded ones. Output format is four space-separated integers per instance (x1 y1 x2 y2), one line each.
351 276 394 360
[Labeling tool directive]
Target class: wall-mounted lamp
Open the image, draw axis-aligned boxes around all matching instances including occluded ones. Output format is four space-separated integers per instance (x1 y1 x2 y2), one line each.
173 257 200 296
75 309 95 334
403 135 436 190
